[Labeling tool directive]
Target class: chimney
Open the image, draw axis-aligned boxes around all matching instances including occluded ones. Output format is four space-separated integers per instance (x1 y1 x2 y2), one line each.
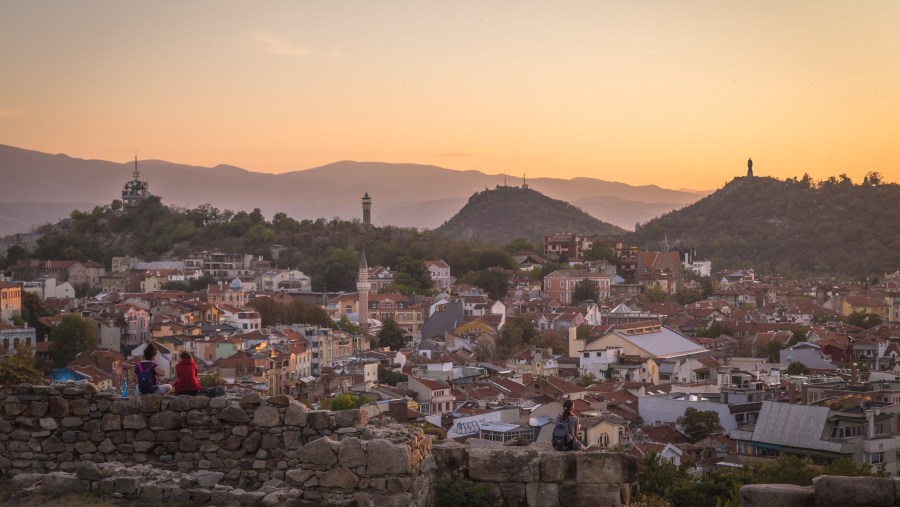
389 400 408 423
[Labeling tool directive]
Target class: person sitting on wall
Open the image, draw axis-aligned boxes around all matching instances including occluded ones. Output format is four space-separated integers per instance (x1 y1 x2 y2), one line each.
135 344 173 396
174 350 201 396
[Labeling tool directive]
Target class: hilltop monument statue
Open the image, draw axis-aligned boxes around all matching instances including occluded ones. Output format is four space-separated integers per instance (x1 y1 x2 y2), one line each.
747 158 754 177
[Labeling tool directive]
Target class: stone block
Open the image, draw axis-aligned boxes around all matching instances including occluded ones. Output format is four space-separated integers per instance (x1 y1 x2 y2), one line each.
75 460 103 481
500 482 527 505
39 417 58 430
284 403 309 427
298 436 338 466
74 440 97 454
740 484 814 507
366 439 412 476
320 466 360 489
813 475 894 507
189 395 210 409
98 438 116 454
335 409 368 428
42 435 66 453
308 410 332 430
30 401 49 417
468 447 539 483
139 395 162 413
10 472 44 490
559 482 628 507
253 406 282 427
61 416 83 428
575 452 638 484
123 414 147 430
195 470 225 488
541 451 577 483
170 395 191 412
526 482 560 507
42 472 89 498
218 405 250 424
149 411 182 430
432 442 469 472
69 399 90 416
268 395 290 407
48 397 69 417
285 469 315 486
100 413 121 431
209 396 228 409
338 437 367 468
241 392 262 405
369 492 414 507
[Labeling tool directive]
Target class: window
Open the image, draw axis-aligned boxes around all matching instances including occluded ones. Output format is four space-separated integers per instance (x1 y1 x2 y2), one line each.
864 452 884 465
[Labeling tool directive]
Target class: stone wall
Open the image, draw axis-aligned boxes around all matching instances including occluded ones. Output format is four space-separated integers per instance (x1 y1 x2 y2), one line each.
0 383 434 506
0 383 640 506
432 441 638 507
741 475 900 507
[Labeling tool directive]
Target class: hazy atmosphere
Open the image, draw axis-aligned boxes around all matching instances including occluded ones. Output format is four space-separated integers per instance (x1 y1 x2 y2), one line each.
2 1 899 189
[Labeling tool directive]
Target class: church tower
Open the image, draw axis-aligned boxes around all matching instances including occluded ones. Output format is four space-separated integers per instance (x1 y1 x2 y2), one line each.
362 192 372 225
357 249 370 334
747 158 754 177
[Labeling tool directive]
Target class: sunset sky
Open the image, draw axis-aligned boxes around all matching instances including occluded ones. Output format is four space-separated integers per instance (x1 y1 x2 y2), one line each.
1 1 898 190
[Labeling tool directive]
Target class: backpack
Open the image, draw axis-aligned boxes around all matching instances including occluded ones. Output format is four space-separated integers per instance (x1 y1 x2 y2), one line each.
552 420 573 451
136 361 158 395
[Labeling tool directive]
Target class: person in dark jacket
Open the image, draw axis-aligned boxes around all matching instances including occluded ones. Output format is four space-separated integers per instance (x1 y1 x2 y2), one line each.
174 350 201 396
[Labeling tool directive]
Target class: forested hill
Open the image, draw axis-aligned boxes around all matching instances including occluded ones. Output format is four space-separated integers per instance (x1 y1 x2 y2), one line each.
435 186 627 245
629 175 900 277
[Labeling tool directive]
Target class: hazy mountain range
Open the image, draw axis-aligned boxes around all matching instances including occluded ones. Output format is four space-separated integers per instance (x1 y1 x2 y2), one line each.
0 144 707 237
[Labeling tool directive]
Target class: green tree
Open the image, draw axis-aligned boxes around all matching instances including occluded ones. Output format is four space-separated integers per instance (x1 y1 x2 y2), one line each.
0 343 43 385
4 245 27 267
696 321 733 339
472 270 509 300
676 407 724 443
636 451 688 499
199 372 225 388
572 278 599 304
786 361 810 375
786 330 807 347
328 393 356 411
575 372 599 387
674 287 703 305
846 311 883 330
394 256 434 294
49 314 98 368
497 315 538 358
583 242 617 263
378 364 407 386
377 317 408 351
504 237 539 253
642 286 671 303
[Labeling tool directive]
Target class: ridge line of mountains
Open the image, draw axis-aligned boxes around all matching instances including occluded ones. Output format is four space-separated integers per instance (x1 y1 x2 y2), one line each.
0 144 705 237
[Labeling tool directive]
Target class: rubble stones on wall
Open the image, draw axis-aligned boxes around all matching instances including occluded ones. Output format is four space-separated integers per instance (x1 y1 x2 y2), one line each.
0 383 432 506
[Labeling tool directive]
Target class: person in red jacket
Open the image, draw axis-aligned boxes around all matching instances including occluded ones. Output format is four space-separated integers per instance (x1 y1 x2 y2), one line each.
174 351 201 396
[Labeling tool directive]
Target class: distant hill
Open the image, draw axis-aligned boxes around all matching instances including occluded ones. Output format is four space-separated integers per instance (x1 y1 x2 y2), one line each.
0 144 705 236
435 185 627 245
629 176 900 277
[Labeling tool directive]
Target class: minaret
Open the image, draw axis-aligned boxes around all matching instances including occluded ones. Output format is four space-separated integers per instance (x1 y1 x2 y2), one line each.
362 192 372 225
747 158 754 177
357 249 370 334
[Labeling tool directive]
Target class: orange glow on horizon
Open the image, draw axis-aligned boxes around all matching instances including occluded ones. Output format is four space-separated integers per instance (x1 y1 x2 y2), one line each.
1 2 898 190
